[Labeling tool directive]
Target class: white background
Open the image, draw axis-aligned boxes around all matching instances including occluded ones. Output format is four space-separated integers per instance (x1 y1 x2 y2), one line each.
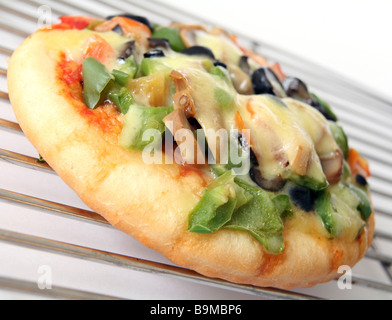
155 0 392 102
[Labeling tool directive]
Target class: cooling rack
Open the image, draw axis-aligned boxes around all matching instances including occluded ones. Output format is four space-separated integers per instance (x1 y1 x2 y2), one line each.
0 0 391 300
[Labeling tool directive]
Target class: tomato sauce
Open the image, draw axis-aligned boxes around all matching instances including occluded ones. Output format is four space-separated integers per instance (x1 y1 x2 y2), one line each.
56 52 123 142
56 46 209 183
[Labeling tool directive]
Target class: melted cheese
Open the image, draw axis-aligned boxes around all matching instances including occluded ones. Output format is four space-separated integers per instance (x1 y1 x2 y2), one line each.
69 28 365 240
194 30 243 64
164 66 333 187
42 29 130 68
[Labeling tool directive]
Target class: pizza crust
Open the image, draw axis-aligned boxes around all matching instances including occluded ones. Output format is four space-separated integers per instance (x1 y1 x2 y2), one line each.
7 29 375 289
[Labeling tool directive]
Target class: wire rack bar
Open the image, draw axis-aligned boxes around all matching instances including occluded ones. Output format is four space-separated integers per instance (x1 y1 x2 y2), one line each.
0 46 13 56
0 276 123 300
0 228 320 300
0 148 53 173
0 188 108 226
0 91 9 100
0 3 40 23
0 22 30 38
0 119 22 133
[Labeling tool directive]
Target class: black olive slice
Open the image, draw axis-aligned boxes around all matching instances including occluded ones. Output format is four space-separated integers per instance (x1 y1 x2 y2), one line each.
355 174 368 187
252 67 285 97
288 185 317 212
309 99 338 122
213 60 227 69
106 14 153 31
182 46 215 60
144 50 165 58
282 77 337 121
249 167 287 192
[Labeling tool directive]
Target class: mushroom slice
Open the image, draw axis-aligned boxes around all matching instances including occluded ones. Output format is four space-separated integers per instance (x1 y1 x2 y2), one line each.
164 108 205 165
227 64 254 95
291 145 312 176
320 149 344 185
170 70 196 118
170 69 229 164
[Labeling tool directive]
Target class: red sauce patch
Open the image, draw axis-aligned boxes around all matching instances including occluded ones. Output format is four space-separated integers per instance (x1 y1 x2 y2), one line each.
58 55 82 86
59 16 96 30
56 51 123 143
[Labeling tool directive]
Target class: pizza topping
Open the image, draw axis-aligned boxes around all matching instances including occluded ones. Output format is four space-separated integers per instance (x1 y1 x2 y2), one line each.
282 77 338 122
148 38 172 51
112 56 138 84
82 53 139 113
188 170 286 254
67 17 372 253
227 64 254 95
164 109 206 165
240 96 329 191
94 17 151 43
188 171 239 233
119 104 173 151
118 41 135 60
152 27 186 52
320 149 344 185
108 87 134 114
170 70 196 118
330 123 349 159
82 57 115 109
173 24 208 48
249 167 287 193
106 14 153 31
143 49 165 59
252 67 287 98
315 183 371 240
355 174 368 187
288 184 317 212
348 148 371 178
182 46 216 60
128 72 172 107
239 56 252 76
81 33 116 64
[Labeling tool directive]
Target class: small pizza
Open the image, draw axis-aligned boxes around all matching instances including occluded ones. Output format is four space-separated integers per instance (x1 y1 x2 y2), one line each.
7 15 374 289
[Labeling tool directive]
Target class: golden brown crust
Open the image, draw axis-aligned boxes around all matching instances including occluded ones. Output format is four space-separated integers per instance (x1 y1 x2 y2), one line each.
7 29 375 289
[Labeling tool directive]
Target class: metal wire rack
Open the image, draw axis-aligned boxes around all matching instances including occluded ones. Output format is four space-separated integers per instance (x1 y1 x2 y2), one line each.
0 0 391 300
